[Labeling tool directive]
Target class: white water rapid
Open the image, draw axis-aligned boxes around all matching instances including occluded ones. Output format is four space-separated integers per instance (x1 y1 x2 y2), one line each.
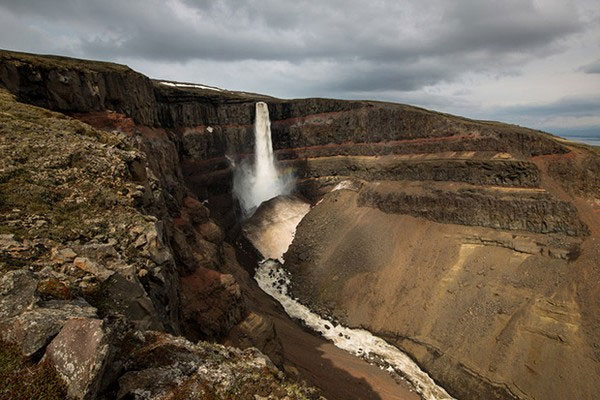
233 102 293 216
247 190 454 400
255 261 454 400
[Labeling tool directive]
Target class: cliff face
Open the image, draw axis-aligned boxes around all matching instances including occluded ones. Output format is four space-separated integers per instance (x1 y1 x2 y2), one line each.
1 49 599 400
0 49 568 200
0 52 322 399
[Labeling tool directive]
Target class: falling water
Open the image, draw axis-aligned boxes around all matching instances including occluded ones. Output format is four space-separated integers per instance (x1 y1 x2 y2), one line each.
253 102 280 205
233 102 293 216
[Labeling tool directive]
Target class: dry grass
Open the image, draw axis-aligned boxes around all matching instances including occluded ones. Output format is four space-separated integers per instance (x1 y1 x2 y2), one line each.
0 341 67 400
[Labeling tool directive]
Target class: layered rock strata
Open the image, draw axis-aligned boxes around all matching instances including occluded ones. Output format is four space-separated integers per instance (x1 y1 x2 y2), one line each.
1 49 599 400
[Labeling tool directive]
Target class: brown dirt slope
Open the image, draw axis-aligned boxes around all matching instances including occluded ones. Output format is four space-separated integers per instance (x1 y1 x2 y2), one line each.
285 140 600 400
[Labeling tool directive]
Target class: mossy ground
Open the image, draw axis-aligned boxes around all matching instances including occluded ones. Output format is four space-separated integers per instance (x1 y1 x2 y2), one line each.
0 88 144 270
0 341 66 400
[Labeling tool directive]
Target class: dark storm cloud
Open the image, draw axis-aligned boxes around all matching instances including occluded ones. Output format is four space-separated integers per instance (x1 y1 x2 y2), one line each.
0 1 584 74
83 0 582 69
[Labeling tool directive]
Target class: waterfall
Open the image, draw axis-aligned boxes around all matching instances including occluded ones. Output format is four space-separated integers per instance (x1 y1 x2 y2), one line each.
233 102 293 217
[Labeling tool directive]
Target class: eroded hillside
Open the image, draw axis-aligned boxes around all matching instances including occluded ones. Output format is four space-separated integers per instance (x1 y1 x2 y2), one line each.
283 139 600 400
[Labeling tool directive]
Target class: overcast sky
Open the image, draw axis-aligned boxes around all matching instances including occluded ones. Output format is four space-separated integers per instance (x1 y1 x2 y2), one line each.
1 0 599 141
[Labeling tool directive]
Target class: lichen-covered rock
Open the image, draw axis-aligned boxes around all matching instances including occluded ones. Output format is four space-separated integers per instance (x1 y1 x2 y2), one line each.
117 331 322 400
0 270 38 319
0 267 99 357
43 317 126 400
1 300 97 357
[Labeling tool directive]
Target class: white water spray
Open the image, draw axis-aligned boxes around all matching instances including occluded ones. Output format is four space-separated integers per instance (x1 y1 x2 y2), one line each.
233 102 293 217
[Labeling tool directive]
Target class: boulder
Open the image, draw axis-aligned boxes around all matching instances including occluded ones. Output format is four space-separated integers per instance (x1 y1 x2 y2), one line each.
0 270 38 319
73 257 114 281
43 317 122 400
181 267 245 340
84 273 164 331
50 247 77 264
0 267 99 357
1 300 96 357
36 277 72 300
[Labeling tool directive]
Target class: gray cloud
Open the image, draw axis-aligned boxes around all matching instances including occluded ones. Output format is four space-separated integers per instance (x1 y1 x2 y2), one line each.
0 1 584 65
580 59 600 74
493 95 600 118
0 0 598 141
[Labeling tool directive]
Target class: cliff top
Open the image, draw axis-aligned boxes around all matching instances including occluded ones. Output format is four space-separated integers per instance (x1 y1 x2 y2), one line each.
0 49 131 73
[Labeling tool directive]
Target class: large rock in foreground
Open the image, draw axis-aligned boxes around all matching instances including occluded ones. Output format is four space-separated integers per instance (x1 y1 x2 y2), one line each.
117 331 322 400
43 317 127 400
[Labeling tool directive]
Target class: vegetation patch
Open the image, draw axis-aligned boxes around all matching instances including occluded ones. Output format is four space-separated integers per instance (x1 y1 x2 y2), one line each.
0 341 67 400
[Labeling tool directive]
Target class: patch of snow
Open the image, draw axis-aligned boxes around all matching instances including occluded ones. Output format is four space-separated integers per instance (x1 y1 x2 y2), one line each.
159 81 224 92
331 180 360 192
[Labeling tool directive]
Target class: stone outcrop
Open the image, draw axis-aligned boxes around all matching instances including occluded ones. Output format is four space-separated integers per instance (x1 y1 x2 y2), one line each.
298 156 539 186
225 312 284 367
116 331 322 400
0 50 158 125
180 267 245 341
357 181 589 236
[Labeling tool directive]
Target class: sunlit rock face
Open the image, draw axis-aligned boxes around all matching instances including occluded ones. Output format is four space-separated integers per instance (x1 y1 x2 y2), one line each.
242 195 310 261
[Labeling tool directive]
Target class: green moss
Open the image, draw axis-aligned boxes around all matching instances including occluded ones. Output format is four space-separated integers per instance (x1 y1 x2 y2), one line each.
0 341 67 400
0 89 125 146
0 88 140 246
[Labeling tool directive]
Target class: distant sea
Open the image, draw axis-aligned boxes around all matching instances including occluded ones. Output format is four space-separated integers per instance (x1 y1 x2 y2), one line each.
555 134 600 147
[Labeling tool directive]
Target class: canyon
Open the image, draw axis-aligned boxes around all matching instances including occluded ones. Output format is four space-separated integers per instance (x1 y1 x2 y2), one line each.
0 49 599 400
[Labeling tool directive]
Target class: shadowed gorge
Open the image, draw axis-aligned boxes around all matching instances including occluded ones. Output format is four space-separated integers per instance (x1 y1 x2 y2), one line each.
0 49 599 400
